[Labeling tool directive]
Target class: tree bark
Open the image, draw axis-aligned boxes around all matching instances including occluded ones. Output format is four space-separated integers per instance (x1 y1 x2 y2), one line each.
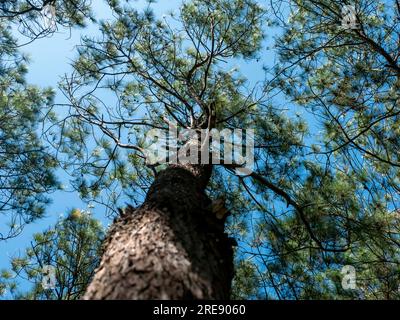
83 164 234 299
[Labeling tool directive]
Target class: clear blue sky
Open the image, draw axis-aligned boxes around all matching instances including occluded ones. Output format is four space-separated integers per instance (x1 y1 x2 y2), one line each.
0 0 282 298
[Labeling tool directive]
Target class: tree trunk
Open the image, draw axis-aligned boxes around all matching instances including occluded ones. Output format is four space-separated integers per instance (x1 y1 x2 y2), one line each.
83 164 234 299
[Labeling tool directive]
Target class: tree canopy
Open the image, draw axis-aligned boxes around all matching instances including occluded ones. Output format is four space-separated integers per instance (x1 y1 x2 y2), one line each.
1 0 400 300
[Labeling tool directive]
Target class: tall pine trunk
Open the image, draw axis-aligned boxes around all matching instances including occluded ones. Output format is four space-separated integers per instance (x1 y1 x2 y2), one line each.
83 164 234 299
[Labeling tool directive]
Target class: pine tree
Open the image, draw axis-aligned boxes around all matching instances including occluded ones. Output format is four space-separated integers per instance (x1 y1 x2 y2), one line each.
0 21 57 240
0 209 105 300
55 0 267 299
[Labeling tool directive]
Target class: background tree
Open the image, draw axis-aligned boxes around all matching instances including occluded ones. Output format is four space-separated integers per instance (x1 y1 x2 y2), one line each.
0 208 104 300
241 0 400 299
0 21 58 240
0 0 93 239
0 0 93 39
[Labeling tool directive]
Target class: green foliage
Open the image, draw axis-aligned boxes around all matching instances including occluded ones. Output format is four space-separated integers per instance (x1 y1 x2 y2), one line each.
231 260 260 299
0 0 93 38
248 0 400 299
0 21 58 240
50 0 266 210
0 209 105 300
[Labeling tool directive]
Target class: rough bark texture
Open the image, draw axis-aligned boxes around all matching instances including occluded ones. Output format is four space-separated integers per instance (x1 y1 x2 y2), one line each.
83 164 234 299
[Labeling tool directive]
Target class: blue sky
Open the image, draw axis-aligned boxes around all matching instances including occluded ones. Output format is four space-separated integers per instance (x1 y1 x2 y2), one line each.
0 0 283 297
